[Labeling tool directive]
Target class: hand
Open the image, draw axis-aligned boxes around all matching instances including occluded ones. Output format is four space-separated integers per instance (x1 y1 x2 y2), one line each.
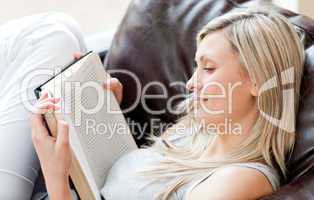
74 52 123 105
103 78 123 105
29 92 72 200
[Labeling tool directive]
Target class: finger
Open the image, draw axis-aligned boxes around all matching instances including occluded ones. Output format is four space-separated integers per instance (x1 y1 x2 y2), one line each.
56 120 70 148
39 97 61 105
103 78 122 90
39 91 49 101
37 107 60 115
36 102 60 114
29 113 50 140
73 52 82 60
103 78 123 104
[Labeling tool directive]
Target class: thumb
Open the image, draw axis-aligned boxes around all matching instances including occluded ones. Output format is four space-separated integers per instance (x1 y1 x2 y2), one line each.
29 112 49 137
56 120 70 147
73 52 82 60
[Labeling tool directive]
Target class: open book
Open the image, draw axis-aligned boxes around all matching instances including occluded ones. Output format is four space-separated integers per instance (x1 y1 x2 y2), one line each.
34 52 138 200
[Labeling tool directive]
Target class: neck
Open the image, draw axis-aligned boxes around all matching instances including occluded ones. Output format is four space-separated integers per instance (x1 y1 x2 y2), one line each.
203 108 258 160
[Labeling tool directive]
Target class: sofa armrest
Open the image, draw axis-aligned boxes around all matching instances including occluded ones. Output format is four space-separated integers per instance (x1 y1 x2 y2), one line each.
260 172 314 200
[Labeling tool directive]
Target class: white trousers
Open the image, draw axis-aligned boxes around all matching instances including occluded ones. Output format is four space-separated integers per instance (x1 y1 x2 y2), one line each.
0 12 87 200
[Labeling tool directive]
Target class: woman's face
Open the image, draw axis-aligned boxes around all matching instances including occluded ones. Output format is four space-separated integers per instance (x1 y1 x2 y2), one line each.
186 31 257 133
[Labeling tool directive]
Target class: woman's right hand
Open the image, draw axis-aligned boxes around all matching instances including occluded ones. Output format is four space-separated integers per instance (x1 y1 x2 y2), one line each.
73 52 123 105
29 92 73 200
103 77 123 105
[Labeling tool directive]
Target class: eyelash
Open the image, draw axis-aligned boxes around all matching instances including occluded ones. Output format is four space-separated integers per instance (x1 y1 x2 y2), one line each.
203 67 215 72
192 61 215 72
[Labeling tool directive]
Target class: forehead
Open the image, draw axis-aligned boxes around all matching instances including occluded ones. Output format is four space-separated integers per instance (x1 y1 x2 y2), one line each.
195 31 235 63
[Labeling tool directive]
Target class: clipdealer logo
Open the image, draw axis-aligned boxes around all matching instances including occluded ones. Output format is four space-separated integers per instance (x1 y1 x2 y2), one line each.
258 67 295 132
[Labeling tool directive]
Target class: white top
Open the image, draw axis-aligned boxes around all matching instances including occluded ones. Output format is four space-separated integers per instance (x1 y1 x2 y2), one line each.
101 136 280 200
35 134 280 200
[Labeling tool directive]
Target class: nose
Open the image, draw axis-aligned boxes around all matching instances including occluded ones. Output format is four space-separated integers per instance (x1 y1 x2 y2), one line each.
186 76 202 93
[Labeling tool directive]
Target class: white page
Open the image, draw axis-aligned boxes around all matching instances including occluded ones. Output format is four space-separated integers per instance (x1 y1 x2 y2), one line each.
41 52 138 199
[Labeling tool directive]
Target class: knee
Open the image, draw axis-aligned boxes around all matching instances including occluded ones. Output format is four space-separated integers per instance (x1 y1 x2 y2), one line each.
0 171 34 200
15 11 88 67
27 12 87 54
42 12 86 51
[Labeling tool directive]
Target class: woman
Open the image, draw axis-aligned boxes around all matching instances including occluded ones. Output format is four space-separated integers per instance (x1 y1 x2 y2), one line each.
17 9 306 200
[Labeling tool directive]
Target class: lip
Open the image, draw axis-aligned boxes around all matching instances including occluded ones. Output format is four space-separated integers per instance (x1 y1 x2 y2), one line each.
193 96 208 101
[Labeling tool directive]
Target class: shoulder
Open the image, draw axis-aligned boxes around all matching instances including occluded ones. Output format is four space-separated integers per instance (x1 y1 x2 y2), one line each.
187 164 275 200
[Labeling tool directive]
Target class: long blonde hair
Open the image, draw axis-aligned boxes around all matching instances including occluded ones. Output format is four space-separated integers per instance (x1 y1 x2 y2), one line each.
139 9 305 199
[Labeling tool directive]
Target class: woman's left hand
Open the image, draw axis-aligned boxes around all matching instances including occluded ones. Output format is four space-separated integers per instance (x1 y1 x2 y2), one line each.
29 92 73 200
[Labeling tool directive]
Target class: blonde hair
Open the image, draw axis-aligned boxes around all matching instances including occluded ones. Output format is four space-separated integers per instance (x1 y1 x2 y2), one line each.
139 9 305 199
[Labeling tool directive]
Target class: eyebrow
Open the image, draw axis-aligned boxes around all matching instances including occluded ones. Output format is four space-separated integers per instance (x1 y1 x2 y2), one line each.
194 55 217 66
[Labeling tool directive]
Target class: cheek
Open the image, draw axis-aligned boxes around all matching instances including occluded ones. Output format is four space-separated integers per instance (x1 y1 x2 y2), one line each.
199 72 237 112
195 70 251 120
228 78 255 117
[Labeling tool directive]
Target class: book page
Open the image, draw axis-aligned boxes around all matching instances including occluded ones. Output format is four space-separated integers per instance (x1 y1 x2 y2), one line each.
41 53 138 199
67 53 138 188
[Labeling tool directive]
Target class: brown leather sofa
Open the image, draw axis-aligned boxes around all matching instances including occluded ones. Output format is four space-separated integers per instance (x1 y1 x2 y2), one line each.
104 0 314 199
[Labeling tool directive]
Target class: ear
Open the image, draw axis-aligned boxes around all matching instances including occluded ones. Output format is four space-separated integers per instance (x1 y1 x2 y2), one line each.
250 82 258 97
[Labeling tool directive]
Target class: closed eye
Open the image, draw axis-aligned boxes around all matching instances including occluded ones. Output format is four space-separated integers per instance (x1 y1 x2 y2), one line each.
203 67 215 72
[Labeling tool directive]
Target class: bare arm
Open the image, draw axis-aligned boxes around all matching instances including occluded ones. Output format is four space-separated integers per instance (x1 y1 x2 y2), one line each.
29 93 73 200
186 166 274 200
